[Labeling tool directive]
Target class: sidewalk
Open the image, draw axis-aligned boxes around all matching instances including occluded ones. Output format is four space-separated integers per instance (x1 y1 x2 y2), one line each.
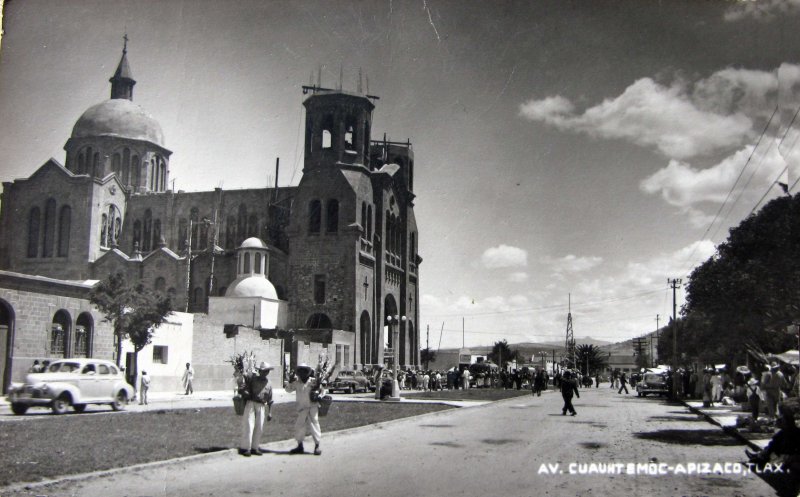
0 388 489 416
681 398 772 450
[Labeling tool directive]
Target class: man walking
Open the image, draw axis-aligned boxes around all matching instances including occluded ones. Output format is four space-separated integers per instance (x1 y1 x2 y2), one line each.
286 363 323 455
237 361 274 456
182 362 194 395
618 372 629 394
560 370 580 416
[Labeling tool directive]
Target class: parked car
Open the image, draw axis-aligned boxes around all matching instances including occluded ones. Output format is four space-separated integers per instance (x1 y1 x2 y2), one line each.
636 372 669 397
330 370 371 394
7 358 135 415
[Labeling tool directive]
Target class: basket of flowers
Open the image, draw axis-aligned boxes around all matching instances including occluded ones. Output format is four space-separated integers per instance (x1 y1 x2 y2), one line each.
227 351 256 416
313 353 338 417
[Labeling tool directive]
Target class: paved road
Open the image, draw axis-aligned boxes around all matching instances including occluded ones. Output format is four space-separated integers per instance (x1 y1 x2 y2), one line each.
4 386 778 497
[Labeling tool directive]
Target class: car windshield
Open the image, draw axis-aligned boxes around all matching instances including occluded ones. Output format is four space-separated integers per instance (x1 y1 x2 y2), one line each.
48 362 81 373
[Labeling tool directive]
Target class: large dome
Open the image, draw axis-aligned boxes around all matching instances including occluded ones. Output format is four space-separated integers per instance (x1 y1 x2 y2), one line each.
225 276 278 300
71 99 164 146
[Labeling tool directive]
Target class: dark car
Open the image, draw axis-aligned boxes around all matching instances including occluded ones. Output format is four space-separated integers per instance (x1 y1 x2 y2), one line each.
330 371 370 394
636 372 669 397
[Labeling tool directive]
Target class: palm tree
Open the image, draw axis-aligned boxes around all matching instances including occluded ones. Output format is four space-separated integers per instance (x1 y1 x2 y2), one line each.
575 344 607 376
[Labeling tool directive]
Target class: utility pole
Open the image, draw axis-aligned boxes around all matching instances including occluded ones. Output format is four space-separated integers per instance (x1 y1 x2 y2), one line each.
668 279 681 369
425 325 430 369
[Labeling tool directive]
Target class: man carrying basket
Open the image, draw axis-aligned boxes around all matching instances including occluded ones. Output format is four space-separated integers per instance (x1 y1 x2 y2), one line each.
237 361 275 456
286 363 324 455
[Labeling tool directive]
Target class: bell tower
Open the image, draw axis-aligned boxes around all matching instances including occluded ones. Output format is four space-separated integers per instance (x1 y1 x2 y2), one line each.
302 86 376 173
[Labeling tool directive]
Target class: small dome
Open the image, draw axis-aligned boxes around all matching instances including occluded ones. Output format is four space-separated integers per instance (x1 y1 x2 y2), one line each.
225 275 278 299
239 237 268 250
71 99 164 146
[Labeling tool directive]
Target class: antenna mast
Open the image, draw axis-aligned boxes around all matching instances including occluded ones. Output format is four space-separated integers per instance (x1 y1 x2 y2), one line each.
564 294 575 370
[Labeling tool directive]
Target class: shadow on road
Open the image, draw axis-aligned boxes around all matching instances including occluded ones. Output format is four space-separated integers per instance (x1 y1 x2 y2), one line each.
633 429 741 446
647 415 706 422
194 446 229 454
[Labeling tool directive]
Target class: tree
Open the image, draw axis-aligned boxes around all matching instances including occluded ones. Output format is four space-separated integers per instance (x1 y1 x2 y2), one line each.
575 344 607 376
681 194 800 365
488 340 520 368
90 273 172 386
420 348 437 370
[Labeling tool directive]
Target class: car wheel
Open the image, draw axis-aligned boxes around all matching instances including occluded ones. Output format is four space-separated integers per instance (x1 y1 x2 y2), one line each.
10 403 28 415
73 404 87 413
112 391 129 411
52 394 70 415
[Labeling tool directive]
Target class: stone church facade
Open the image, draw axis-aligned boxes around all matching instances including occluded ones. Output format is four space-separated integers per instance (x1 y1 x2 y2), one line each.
0 43 421 392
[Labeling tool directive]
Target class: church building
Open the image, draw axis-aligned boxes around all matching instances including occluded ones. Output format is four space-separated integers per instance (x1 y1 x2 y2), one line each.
0 41 421 393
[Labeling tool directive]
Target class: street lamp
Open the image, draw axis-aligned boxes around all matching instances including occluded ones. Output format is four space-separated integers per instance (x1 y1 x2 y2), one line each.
386 315 406 400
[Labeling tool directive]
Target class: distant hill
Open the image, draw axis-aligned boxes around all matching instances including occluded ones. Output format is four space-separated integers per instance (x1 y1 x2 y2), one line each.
538 337 613 348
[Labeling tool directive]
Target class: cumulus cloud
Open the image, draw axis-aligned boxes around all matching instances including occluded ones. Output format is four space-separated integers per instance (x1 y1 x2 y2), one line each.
640 139 789 209
520 78 752 159
480 244 528 269
724 0 800 22
542 254 603 273
507 272 529 283
520 65 800 162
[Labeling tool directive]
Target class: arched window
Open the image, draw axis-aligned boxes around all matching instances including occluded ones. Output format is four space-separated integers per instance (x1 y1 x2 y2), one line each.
153 219 161 248
226 215 236 249
112 153 121 178
105 205 121 248
190 208 199 250
363 120 371 162
237 205 247 244
193 287 204 311
100 214 108 247
51 310 71 358
122 148 131 185
308 200 321 233
57 205 71 257
367 205 372 239
248 214 258 238
199 222 209 249
27 207 41 258
361 202 367 235
360 311 371 365
244 252 251 273
42 198 57 258
326 200 339 233
75 313 93 358
92 152 100 177
178 218 188 251
160 160 167 191
321 114 334 149
154 277 166 293
142 209 153 252
254 253 262 274
131 156 140 188
344 116 357 151
132 220 142 252
306 313 332 329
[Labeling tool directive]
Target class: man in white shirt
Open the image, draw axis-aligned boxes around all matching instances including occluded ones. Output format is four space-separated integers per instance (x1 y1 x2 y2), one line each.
285 363 323 455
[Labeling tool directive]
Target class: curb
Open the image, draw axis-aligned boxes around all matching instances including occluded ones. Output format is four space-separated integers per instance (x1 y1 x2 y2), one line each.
680 399 763 451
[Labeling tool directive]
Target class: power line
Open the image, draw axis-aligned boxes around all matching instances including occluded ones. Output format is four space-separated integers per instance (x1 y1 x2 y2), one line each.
748 106 800 214
681 105 779 276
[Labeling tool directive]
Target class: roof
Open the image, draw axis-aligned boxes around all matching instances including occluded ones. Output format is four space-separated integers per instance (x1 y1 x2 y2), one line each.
71 99 164 147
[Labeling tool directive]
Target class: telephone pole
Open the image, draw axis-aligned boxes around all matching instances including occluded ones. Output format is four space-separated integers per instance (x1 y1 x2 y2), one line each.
668 279 682 369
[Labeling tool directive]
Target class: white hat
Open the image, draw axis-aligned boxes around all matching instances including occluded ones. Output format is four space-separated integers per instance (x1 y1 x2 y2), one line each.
257 361 274 371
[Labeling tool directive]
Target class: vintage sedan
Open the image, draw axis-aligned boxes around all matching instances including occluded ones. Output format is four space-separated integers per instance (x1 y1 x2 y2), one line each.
7 358 134 415
329 370 371 394
636 372 669 397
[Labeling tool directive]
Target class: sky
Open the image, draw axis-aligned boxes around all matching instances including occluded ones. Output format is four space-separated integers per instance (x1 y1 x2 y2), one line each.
1 0 799 351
